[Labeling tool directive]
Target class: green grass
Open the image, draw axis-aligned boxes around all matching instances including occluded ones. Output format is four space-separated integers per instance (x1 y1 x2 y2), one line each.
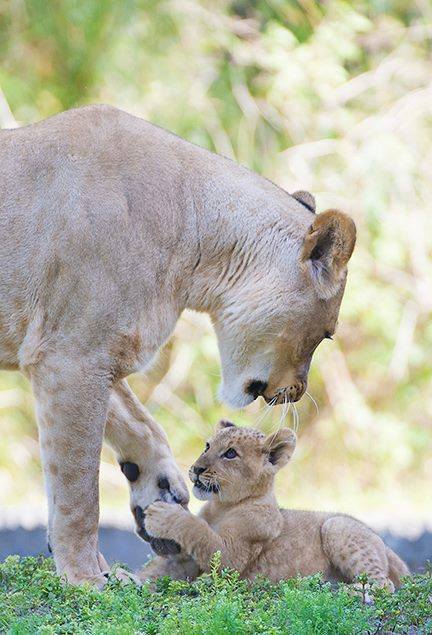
0 557 431 634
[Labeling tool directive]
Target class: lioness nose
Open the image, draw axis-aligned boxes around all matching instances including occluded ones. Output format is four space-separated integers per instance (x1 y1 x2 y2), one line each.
246 380 268 400
193 465 205 476
287 381 306 402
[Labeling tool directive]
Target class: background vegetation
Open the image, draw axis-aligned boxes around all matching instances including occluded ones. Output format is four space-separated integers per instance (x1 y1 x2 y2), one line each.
0 1 431 531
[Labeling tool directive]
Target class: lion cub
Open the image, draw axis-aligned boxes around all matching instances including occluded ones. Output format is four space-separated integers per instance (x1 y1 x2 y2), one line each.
141 421 408 589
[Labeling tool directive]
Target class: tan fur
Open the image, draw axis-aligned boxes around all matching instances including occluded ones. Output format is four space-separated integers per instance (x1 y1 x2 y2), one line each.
142 422 409 589
0 105 355 585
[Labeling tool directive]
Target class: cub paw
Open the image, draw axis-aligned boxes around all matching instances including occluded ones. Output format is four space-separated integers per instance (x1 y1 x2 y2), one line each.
145 501 185 538
134 503 181 555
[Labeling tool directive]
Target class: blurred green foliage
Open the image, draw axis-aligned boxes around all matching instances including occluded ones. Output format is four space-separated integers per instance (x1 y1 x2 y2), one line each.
0 0 431 524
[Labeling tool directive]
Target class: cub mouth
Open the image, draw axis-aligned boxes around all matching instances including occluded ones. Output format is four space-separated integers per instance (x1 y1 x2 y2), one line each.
194 479 219 494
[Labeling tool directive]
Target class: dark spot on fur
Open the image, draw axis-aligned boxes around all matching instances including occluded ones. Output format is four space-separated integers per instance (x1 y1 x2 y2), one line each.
120 461 140 482
134 505 144 523
134 506 151 542
291 190 316 213
219 419 235 428
157 476 170 491
150 537 181 556
137 526 151 542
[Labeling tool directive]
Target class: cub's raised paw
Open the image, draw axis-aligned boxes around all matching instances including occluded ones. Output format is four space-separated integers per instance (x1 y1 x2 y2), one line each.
134 503 181 555
144 501 188 541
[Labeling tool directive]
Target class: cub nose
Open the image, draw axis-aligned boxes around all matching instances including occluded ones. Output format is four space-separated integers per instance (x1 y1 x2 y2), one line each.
193 465 205 476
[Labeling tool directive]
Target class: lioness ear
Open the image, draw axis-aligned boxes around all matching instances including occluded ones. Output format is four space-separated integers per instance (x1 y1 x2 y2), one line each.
292 190 316 213
301 209 356 300
217 419 236 430
264 428 296 469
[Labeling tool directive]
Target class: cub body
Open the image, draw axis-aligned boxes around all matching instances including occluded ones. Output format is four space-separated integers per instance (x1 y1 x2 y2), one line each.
142 421 409 589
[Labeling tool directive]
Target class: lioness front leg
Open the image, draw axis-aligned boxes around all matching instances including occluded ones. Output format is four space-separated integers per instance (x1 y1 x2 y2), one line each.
104 379 189 556
31 353 111 587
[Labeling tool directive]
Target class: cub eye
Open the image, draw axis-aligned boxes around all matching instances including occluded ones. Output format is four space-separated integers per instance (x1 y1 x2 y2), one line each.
324 331 333 340
222 448 238 459
204 442 210 452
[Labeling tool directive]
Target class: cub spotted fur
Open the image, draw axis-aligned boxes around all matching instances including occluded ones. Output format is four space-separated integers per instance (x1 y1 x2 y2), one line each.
141 421 409 589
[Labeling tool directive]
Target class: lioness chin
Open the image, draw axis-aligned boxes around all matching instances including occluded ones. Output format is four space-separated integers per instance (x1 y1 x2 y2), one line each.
141 420 409 591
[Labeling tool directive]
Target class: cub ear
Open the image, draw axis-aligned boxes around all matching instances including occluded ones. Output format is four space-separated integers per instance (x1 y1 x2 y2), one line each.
263 428 296 469
217 419 236 430
301 209 356 300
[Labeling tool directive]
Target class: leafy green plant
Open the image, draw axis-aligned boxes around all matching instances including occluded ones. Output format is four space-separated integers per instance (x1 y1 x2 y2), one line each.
1 557 431 634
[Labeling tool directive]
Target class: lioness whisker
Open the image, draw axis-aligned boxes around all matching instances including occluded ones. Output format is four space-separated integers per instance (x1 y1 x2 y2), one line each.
255 396 277 428
292 402 300 433
265 397 287 443
305 390 319 415
280 394 289 428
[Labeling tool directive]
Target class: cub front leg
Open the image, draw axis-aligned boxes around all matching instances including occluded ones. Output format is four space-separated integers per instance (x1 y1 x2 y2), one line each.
144 502 227 572
104 379 189 556
31 352 111 588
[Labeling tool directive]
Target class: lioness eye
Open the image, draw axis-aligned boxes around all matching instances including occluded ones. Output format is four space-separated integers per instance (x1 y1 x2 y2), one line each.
324 331 333 340
204 442 210 452
223 448 238 459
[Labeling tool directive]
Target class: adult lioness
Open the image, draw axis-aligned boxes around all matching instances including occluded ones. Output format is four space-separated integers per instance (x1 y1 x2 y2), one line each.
0 105 355 586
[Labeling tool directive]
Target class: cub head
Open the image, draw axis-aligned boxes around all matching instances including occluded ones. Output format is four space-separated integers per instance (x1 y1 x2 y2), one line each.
189 420 296 503
213 204 356 408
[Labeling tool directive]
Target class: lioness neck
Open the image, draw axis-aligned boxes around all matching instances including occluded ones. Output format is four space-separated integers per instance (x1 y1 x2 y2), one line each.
176 145 313 314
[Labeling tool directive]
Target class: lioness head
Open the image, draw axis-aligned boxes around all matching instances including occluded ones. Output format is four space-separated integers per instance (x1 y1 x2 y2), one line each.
189 420 296 503
212 204 356 407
